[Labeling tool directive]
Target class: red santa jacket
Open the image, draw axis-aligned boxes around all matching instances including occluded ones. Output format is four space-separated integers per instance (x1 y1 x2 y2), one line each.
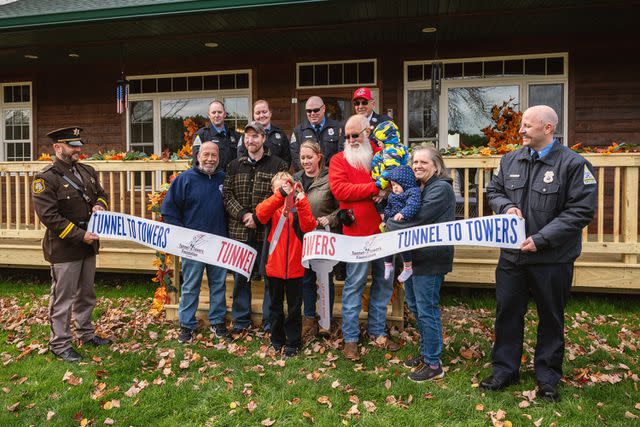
328 152 381 237
255 191 317 279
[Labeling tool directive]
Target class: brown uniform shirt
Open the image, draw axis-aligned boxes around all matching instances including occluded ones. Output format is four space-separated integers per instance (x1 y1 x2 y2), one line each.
32 158 109 263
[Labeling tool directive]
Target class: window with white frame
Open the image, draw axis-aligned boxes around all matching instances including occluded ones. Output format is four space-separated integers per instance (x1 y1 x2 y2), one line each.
404 54 568 148
127 70 252 156
1 82 32 161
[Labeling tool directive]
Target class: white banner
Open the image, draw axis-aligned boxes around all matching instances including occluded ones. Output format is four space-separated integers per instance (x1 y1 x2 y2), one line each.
302 214 525 267
88 211 257 279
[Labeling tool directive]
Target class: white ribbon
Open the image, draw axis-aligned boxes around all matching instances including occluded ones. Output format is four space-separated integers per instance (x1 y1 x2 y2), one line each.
88 211 257 279
301 214 525 329
302 214 525 267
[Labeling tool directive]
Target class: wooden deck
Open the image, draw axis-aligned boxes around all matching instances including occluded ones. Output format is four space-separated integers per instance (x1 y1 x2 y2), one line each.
1 155 638 325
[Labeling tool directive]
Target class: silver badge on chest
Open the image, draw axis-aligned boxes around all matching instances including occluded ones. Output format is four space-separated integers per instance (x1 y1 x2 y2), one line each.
543 171 554 183
328 128 334 136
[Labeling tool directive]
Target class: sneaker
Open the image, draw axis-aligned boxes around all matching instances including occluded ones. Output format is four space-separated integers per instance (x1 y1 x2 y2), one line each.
397 267 413 283
384 262 394 280
408 363 444 382
284 346 299 358
271 342 283 353
403 355 423 368
210 323 230 339
178 327 194 344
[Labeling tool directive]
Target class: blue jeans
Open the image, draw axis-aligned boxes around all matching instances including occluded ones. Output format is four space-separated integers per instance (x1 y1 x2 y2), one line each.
404 274 444 365
341 258 393 342
178 258 227 330
302 268 335 319
231 273 270 329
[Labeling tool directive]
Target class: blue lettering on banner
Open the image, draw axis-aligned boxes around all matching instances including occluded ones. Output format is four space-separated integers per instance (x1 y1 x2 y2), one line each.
94 213 127 237
509 218 518 244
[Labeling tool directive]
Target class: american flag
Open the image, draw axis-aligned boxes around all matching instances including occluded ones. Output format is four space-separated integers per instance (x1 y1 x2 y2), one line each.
116 80 129 114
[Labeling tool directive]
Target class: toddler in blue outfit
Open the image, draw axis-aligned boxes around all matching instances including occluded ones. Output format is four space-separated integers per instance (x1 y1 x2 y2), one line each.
382 165 422 282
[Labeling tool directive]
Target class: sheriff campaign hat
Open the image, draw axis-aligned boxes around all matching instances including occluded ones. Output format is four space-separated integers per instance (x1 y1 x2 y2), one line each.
47 126 84 147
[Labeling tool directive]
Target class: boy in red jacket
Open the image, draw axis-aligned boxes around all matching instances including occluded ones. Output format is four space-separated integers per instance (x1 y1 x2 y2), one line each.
256 172 317 356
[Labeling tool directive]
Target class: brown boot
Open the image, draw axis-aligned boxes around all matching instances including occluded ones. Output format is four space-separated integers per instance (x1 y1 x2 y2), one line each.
302 316 318 343
370 335 401 352
343 342 360 360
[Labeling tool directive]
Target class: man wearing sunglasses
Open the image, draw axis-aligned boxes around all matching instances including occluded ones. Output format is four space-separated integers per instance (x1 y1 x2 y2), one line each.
290 96 343 170
328 114 400 361
352 87 391 128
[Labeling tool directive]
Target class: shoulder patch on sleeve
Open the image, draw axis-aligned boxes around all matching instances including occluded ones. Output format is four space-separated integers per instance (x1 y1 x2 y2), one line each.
193 134 202 146
32 178 46 194
290 133 296 143
583 164 596 185
494 163 500 176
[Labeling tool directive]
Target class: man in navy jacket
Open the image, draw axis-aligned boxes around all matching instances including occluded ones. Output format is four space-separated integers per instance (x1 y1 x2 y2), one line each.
161 141 230 343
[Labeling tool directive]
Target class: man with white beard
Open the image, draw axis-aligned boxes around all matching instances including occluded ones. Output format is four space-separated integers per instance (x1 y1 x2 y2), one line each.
328 114 401 360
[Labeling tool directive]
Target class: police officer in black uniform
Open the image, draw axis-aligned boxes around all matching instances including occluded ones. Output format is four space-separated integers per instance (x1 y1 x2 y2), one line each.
290 96 343 170
351 87 391 129
193 100 240 171
237 99 291 168
32 127 112 362
482 106 597 401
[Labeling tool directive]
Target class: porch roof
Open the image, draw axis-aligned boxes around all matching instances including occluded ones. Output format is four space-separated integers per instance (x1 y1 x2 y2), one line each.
0 0 636 67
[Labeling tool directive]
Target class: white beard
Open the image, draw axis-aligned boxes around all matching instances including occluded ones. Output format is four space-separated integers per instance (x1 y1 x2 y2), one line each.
344 142 373 171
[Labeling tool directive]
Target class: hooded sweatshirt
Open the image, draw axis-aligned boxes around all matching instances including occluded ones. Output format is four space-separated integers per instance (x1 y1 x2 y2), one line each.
383 165 422 222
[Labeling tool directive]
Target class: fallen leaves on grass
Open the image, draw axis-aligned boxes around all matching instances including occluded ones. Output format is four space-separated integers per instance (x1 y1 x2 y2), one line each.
261 418 276 426
62 371 83 386
317 396 332 408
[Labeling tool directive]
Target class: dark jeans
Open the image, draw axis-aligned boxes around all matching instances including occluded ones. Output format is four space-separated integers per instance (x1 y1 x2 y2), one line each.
267 276 303 350
492 257 573 386
302 268 335 319
231 242 270 329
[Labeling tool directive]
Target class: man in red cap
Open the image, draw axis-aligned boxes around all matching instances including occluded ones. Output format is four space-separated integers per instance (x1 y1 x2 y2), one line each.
352 87 391 128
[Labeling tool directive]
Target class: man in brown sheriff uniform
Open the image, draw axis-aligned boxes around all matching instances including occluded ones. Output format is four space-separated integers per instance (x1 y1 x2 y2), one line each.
32 126 112 362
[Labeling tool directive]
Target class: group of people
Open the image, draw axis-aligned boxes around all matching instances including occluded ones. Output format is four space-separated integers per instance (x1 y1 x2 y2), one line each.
33 92 596 400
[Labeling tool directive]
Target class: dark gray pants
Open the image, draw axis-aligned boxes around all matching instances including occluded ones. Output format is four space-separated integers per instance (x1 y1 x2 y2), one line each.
49 256 97 352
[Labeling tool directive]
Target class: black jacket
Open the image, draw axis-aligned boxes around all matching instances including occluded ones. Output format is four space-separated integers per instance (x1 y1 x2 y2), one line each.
237 125 291 168
369 111 392 127
486 141 597 264
193 123 240 171
290 118 344 170
387 175 455 276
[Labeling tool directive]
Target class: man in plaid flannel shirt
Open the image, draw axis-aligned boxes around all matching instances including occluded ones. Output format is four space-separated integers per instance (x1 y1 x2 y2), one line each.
223 121 288 333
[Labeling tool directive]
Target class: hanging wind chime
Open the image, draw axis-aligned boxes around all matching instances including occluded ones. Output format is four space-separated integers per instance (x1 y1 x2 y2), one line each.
116 77 129 114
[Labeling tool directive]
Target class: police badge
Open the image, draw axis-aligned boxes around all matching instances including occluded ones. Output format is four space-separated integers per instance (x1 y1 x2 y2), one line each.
328 128 334 136
543 171 554 183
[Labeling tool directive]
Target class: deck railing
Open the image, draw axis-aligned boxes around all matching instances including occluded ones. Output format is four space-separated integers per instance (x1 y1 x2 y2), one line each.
445 154 639 266
0 153 638 290
0 160 190 239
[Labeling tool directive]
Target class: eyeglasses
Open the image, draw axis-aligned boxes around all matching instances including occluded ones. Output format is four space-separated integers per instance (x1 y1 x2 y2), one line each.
353 100 369 107
305 105 324 114
345 128 368 140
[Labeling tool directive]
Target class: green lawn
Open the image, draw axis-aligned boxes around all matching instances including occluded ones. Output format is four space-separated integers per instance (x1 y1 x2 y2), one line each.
0 278 639 427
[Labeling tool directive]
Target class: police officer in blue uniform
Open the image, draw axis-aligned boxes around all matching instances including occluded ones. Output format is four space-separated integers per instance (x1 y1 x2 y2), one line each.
237 99 291 167
192 100 240 171
482 106 597 401
290 96 343 170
